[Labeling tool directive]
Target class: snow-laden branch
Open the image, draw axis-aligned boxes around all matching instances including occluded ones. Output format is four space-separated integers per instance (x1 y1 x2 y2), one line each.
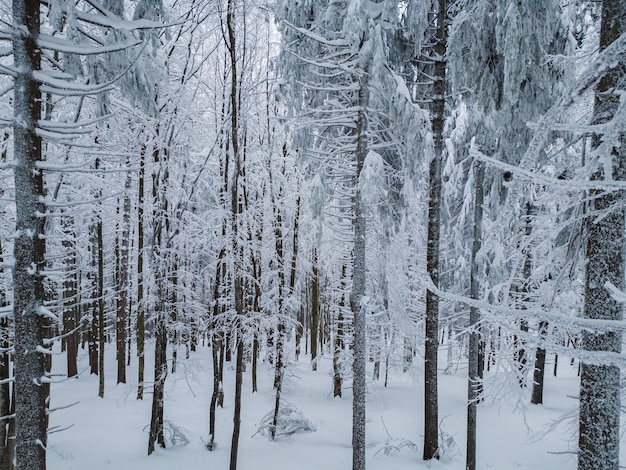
40 0 172 31
35 70 115 96
37 34 141 55
604 281 626 304
281 19 350 47
419 275 626 335
469 147 626 191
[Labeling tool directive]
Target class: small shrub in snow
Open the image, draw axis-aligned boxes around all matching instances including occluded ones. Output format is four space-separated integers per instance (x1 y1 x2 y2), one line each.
255 402 316 438
164 420 190 447
374 438 418 457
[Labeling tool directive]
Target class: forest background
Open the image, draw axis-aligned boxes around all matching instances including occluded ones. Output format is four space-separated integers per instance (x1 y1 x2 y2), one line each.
0 0 625 469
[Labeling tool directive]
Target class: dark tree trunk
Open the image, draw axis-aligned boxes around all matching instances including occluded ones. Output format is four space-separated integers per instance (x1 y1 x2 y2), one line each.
62 218 78 379
137 144 146 400
578 2 625 468
310 250 320 371
514 203 533 388
88 223 99 375
97 166 105 398
225 2 245 467
553 353 558 377
332 308 343 398
466 159 484 470
423 0 447 461
531 321 548 405
229 339 243 470
270 323 285 440
117 162 132 385
148 316 167 454
208 333 220 450
12 0 48 464
170 259 178 375
251 334 258 393
333 265 346 397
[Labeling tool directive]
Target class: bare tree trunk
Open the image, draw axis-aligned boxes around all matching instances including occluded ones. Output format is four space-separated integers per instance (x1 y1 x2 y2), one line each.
333 307 343 397
117 161 132 384
423 0 447 461
148 314 167 454
225 2 246 467
333 264 346 397
12 0 48 463
229 338 244 470
578 2 625 468
97 159 105 398
208 332 220 450
310 249 320 371
466 159 484 470
137 144 146 399
170 258 178 375
514 203 533 388
63 218 78 379
88 223 99 376
531 320 548 405
148 132 169 454
351 64 369 470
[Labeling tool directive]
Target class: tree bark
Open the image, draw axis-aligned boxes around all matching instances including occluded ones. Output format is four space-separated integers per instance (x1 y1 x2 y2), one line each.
97 160 105 398
310 249 320 371
351 64 369 470
148 315 167 454
229 339 244 470
63 218 78 379
423 0 447 461
225 1 245 467
12 0 48 464
117 160 132 384
578 2 625 468
531 320 548 405
137 144 146 399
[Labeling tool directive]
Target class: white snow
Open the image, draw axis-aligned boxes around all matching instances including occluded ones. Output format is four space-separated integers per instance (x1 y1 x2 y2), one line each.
46 341 608 470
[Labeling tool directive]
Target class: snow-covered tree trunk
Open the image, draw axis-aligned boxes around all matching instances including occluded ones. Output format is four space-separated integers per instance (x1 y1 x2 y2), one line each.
137 145 146 399
96 158 105 399
12 0 48 466
351 79 368 470
578 1 625 468
423 0 448 461
117 162 132 384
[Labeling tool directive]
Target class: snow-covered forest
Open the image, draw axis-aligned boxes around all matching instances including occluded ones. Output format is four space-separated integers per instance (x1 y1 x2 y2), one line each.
0 0 625 469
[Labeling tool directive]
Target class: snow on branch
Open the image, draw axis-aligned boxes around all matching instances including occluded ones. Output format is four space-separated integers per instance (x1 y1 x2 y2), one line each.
36 305 61 324
281 20 350 47
35 70 115 96
40 0 171 31
469 147 626 192
37 34 141 55
418 275 626 336
604 281 626 304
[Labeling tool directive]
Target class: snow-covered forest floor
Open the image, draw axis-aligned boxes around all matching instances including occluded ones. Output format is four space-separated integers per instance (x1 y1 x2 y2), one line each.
47 342 612 470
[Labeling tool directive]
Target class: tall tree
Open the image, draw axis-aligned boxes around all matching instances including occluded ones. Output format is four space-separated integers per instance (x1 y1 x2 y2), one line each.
578 1 625 468
423 0 448 460
11 0 48 465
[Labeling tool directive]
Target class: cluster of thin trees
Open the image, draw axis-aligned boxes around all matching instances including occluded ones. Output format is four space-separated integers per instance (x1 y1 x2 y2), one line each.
0 0 624 469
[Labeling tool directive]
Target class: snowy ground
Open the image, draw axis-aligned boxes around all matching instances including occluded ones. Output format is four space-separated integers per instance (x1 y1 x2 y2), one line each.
47 342 608 470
